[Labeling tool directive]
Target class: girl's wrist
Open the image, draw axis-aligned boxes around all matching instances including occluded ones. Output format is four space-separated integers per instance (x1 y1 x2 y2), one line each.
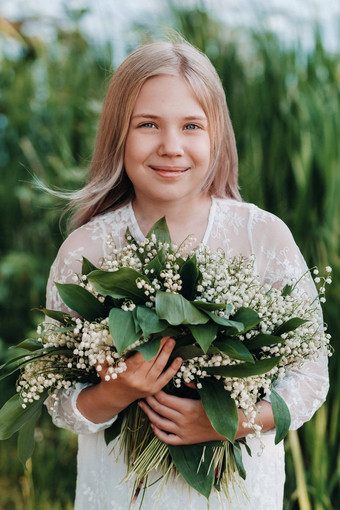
76 381 135 423
235 401 275 440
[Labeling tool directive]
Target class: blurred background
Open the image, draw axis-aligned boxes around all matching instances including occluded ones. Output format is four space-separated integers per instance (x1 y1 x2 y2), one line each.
0 1 339 509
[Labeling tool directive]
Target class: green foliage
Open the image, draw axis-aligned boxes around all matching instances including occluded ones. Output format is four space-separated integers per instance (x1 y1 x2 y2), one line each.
270 389 291 444
188 323 218 353
198 379 239 442
155 291 209 325
55 282 108 320
109 308 140 355
146 216 171 245
88 268 150 303
135 306 168 338
205 356 282 377
168 443 216 498
0 394 45 440
0 3 339 509
214 337 254 363
0 415 76 510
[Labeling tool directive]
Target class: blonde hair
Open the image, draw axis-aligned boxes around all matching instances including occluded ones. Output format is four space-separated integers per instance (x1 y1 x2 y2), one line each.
70 40 241 229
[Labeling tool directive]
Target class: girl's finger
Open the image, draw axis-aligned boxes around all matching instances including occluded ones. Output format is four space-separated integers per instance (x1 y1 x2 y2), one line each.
125 337 171 371
150 424 183 446
149 389 190 412
146 337 177 377
144 394 181 422
154 357 182 389
138 401 177 434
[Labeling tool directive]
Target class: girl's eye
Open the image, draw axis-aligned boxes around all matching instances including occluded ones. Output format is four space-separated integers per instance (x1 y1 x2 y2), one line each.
184 123 199 130
140 122 156 128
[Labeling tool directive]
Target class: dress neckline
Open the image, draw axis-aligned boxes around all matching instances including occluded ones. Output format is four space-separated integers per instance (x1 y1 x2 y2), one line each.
127 196 217 246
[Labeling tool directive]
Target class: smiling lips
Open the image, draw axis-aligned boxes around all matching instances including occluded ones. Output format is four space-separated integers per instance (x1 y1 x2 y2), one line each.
149 166 189 178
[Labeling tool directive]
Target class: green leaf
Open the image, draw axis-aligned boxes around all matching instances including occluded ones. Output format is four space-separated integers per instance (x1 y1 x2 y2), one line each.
274 318 308 335
135 306 168 338
232 307 261 333
232 441 246 479
244 333 281 351
48 325 76 334
0 393 47 440
104 412 124 445
198 379 238 442
238 437 252 457
214 338 254 363
135 337 161 361
38 308 74 325
55 283 108 321
0 357 27 381
179 255 201 301
11 339 42 352
0 347 72 381
204 356 282 377
193 301 228 312
152 327 181 342
87 268 149 304
146 217 171 246
172 345 204 360
175 255 186 269
270 389 291 444
81 257 98 275
155 292 209 326
156 291 209 326
188 323 218 353
145 247 166 278
281 284 293 297
17 405 42 467
109 308 140 355
125 226 137 244
125 227 146 262
168 443 215 498
204 311 244 333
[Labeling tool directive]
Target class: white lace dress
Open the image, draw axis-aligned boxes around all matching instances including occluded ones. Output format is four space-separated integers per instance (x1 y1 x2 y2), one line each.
45 197 329 510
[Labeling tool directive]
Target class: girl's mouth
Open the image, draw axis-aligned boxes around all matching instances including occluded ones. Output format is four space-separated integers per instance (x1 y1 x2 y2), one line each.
150 166 189 178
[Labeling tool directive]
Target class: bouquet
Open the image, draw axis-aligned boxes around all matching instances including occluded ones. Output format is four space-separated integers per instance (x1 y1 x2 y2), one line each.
0 218 332 504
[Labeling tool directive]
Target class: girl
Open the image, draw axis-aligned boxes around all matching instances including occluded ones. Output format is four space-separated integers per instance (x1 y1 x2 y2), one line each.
46 40 329 509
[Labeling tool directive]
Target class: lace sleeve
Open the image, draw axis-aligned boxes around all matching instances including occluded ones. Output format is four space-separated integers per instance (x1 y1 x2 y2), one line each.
44 221 116 434
250 208 329 430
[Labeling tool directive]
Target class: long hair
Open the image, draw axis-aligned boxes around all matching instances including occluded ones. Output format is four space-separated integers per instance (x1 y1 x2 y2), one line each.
69 40 241 230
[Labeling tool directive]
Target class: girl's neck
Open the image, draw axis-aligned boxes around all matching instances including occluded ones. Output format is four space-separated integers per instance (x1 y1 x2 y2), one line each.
132 194 212 247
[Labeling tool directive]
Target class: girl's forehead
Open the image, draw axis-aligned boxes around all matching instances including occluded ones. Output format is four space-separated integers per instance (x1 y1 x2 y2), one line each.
133 74 205 115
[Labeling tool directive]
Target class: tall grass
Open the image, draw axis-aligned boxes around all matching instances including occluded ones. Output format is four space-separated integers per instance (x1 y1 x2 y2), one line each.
0 6 339 509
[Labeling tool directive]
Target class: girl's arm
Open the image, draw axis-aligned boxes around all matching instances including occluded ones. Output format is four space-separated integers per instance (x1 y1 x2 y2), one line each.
249 209 329 430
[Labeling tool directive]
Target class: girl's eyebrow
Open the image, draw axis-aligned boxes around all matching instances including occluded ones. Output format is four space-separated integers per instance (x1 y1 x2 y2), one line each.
131 113 207 122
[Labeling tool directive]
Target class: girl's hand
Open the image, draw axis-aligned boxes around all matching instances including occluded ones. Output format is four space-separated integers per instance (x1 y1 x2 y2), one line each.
138 390 226 445
77 337 182 423
139 389 275 445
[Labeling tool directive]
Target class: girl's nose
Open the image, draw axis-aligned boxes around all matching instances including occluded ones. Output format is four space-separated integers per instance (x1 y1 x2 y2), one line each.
156 129 185 157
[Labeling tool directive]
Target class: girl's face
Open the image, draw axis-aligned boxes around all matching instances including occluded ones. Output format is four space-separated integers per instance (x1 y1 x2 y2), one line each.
124 74 211 207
